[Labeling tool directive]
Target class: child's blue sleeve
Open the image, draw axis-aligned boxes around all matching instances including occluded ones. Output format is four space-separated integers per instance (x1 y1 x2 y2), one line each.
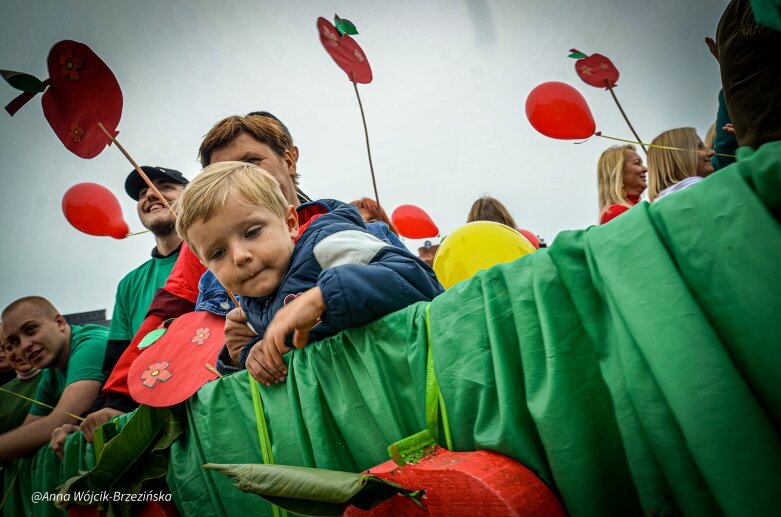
314 230 443 330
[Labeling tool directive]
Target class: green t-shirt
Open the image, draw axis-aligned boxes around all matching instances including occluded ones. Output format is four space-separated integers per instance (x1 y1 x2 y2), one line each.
108 251 179 341
31 324 109 416
0 374 42 433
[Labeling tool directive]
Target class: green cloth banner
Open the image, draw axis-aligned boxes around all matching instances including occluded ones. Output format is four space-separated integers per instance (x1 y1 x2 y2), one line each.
3 141 780 516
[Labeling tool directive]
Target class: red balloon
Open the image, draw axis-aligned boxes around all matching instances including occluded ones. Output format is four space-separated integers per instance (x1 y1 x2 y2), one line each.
525 81 596 139
62 182 129 239
517 229 540 249
391 205 439 239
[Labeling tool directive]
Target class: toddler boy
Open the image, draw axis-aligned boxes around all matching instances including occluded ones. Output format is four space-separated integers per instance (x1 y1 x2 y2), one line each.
175 161 443 385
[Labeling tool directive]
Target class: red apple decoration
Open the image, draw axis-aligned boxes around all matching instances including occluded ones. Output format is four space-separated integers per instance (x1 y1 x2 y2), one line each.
344 448 566 516
317 17 373 84
569 48 619 89
3 39 122 158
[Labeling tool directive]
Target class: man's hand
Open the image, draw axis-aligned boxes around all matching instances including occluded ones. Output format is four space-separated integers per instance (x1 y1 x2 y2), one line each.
245 339 288 386
50 424 80 461
264 286 325 350
224 307 256 366
80 407 125 443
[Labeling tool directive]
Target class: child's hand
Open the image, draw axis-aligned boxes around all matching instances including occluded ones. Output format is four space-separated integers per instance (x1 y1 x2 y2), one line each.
264 287 325 351
246 339 288 386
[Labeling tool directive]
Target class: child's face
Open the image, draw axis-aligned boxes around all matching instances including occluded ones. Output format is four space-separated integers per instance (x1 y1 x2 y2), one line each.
189 195 299 297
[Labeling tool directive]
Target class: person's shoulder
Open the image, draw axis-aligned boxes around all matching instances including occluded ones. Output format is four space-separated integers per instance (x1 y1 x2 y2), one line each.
600 204 630 224
70 324 110 345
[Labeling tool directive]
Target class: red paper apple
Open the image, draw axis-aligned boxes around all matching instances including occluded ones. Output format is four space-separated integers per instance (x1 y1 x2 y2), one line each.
128 311 225 407
317 17 373 84
3 39 122 158
569 48 619 89
344 449 566 516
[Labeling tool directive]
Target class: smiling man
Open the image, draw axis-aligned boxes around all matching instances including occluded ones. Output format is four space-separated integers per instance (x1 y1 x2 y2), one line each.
102 166 188 394
0 296 108 460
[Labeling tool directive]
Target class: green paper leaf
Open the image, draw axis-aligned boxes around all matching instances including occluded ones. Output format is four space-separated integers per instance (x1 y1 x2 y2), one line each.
0 70 47 93
205 463 421 516
334 15 359 36
57 405 184 513
568 52 587 59
137 328 167 350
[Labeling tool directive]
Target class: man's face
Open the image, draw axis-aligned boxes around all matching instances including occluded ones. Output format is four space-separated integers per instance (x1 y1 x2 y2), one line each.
209 133 299 207
188 195 299 297
1 340 35 375
2 303 69 370
136 179 185 235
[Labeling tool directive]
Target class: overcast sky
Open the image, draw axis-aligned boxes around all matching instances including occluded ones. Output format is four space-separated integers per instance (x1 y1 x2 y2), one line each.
0 0 728 316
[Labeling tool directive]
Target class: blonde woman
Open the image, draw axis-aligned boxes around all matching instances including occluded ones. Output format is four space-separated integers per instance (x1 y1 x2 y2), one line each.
597 144 647 224
647 128 715 201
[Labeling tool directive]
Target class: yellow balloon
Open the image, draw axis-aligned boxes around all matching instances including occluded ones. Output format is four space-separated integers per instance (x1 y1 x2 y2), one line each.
433 221 536 289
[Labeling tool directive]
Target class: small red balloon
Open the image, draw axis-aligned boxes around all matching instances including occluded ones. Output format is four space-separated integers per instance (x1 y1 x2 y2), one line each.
517 229 540 249
62 182 129 239
525 81 596 140
391 205 439 239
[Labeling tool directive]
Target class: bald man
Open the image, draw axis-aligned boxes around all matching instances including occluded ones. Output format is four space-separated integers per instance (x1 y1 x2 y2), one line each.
0 296 107 460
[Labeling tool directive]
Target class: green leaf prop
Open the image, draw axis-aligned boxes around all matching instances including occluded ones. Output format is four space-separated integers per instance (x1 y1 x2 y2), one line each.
56 405 183 514
137 328 167 350
204 463 423 516
0 69 48 92
568 51 587 59
334 14 359 36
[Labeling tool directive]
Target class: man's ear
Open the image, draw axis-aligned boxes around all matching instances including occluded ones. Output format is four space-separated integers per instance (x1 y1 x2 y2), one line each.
283 148 298 179
54 314 68 333
286 205 300 238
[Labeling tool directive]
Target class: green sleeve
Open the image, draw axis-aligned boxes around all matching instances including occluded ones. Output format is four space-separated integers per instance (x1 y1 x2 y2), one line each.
30 369 57 416
66 325 109 386
751 0 781 30
108 277 132 341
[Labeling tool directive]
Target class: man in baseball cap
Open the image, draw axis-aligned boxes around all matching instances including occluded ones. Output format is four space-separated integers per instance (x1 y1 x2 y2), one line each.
49 166 189 456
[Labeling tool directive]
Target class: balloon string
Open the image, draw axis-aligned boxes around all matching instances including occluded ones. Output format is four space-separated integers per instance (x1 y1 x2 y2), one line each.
605 82 647 154
595 133 736 158
351 74 381 211
97 122 177 218
0 386 85 422
126 230 151 237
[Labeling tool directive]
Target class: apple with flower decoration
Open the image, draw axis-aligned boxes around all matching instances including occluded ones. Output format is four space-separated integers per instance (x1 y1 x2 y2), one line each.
128 311 226 408
1 40 122 159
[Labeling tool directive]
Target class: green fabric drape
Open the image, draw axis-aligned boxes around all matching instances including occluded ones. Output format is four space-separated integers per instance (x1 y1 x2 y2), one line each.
3 141 780 517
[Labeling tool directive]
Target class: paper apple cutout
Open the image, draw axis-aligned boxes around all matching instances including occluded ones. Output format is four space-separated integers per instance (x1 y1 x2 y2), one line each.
128 311 226 408
569 48 619 89
3 39 122 158
317 17 372 84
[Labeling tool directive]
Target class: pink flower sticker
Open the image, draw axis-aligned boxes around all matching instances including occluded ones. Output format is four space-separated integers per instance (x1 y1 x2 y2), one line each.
191 327 210 345
141 361 172 388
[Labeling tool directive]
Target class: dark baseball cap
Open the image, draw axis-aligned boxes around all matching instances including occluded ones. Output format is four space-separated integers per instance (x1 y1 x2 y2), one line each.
125 166 189 201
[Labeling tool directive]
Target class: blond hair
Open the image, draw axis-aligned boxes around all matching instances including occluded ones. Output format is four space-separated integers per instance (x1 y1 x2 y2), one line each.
175 161 289 254
647 128 700 201
597 144 636 216
466 196 518 228
704 122 716 150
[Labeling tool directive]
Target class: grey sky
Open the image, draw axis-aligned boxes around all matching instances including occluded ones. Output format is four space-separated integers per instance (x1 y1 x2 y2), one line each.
0 0 727 315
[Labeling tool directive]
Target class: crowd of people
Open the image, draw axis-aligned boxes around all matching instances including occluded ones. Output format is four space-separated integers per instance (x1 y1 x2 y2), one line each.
0 0 777 486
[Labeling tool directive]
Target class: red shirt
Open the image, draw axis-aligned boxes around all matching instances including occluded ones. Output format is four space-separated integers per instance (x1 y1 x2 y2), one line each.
599 194 640 225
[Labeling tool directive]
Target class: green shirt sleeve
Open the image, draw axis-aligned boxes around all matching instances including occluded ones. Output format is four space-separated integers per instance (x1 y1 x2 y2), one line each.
108 276 132 341
751 0 781 31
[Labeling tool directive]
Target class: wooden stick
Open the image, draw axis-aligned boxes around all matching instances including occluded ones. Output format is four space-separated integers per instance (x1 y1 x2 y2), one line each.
0 386 84 422
351 75 381 210
205 363 223 378
595 132 735 158
126 229 151 237
605 81 647 154
227 291 241 309
97 122 176 217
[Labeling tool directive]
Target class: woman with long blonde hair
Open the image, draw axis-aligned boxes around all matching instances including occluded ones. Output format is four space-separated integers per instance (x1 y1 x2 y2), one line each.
647 127 715 201
597 144 647 224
